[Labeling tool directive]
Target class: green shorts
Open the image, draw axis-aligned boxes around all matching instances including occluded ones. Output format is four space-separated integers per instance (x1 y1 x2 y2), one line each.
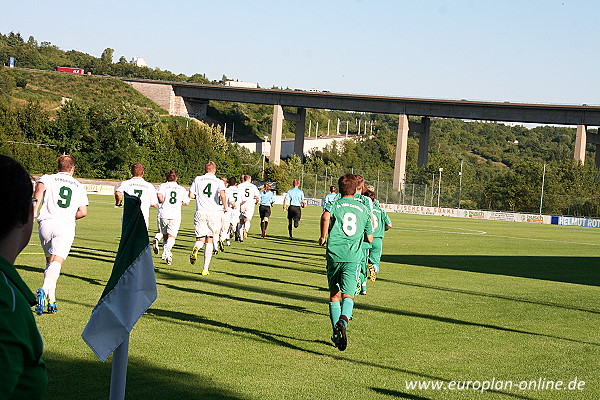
326 261 361 296
358 241 372 285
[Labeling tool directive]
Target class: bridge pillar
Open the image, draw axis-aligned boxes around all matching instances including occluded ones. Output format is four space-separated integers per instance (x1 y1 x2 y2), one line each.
589 129 600 168
283 108 307 159
574 125 587 164
270 105 284 166
417 117 431 167
293 108 306 159
393 114 409 191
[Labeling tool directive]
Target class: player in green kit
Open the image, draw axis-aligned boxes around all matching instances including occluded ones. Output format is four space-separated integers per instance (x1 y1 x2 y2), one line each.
319 173 374 351
353 177 375 296
364 190 392 281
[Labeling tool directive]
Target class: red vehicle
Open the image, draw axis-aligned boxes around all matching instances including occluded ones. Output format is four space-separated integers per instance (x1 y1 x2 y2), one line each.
55 67 85 75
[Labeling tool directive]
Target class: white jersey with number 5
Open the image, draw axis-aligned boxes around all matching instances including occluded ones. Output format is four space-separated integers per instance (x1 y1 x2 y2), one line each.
37 172 89 224
157 182 189 220
226 185 240 208
238 181 260 205
190 173 225 211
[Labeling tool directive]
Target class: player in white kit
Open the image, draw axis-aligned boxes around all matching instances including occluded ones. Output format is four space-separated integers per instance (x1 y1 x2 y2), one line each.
225 177 240 245
33 155 88 315
237 174 260 241
189 161 227 275
152 170 190 265
114 162 158 228
215 177 231 253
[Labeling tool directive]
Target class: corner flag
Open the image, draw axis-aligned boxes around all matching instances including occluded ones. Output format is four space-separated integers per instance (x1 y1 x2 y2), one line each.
82 193 157 362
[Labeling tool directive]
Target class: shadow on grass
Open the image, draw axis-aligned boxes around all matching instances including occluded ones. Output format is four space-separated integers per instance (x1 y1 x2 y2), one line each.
370 388 431 399
69 246 116 263
145 308 535 400
215 255 325 276
234 245 323 263
382 254 600 286
191 277 599 347
216 270 327 291
222 248 323 269
378 277 600 314
16 264 105 287
43 351 248 400
262 234 321 247
157 281 326 316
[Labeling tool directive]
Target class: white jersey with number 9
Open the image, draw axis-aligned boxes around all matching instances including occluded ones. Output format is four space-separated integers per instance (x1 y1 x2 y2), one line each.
37 172 89 223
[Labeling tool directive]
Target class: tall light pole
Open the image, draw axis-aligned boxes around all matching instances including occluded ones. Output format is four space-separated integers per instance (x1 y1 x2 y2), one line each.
457 160 463 209
431 174 435 206
261 136 268 180
437 167 443 207
539 163 546 215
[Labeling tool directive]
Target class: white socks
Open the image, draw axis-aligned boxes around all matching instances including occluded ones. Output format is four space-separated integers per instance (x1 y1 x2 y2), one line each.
43 261 62 302
203 242 213 270
164 236 176 254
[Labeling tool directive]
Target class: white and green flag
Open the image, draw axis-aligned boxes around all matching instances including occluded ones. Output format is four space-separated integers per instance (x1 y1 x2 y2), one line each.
82 193 157 362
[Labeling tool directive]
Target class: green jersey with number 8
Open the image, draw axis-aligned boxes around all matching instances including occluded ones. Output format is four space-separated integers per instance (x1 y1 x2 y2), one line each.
324 197 373 263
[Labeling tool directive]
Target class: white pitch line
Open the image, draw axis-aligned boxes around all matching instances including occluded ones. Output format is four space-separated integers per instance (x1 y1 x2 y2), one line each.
396 227 487 235
396 227 599 246
481 234 600 247
71 249 117 255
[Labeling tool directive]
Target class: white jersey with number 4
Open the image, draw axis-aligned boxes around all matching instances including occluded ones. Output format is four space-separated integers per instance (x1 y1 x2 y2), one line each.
157 182 189 220
190 173 226 212
37 172 89 224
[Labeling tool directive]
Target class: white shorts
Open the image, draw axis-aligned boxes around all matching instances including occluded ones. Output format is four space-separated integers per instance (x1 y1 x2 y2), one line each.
220 212 230 235
194 210 223 238
38 219 76 260
240 202 255 220
157 218 181 237
229 208 241 226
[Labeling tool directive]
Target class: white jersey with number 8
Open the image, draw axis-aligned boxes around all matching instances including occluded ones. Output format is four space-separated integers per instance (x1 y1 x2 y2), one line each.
157 182 189 220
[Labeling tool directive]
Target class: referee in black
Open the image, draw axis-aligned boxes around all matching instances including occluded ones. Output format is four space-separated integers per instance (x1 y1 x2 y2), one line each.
283 179 306 238
259 183 275 237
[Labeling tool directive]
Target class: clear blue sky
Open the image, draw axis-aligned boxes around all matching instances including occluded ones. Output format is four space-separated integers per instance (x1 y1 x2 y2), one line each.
4 0 599 105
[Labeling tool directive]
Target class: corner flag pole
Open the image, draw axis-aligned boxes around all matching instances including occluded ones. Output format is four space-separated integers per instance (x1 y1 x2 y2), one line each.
110 336 130 400
81 193 156 400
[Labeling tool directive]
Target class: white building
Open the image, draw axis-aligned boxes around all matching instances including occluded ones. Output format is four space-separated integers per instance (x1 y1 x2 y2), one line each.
130 57 148 67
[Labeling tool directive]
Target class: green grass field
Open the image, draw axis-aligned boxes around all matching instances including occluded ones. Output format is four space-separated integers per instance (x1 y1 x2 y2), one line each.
16 195 600 400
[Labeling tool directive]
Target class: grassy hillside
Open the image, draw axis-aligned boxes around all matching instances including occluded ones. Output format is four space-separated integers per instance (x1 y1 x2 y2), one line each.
5 68 163 112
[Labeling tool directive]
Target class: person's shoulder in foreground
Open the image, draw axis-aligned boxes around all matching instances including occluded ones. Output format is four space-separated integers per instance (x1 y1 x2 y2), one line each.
0 155 47 399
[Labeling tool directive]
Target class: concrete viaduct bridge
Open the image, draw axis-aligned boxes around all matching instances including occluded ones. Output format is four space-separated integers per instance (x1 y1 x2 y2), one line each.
121 77 600 191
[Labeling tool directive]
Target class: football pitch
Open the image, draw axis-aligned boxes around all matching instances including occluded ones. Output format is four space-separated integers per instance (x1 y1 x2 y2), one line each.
17 194 600 400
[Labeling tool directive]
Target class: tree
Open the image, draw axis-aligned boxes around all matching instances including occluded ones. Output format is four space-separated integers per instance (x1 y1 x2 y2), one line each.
101 48 114 64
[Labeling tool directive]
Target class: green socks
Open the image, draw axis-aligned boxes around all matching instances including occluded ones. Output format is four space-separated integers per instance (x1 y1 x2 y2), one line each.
341 297 354 325
328 302 341 329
